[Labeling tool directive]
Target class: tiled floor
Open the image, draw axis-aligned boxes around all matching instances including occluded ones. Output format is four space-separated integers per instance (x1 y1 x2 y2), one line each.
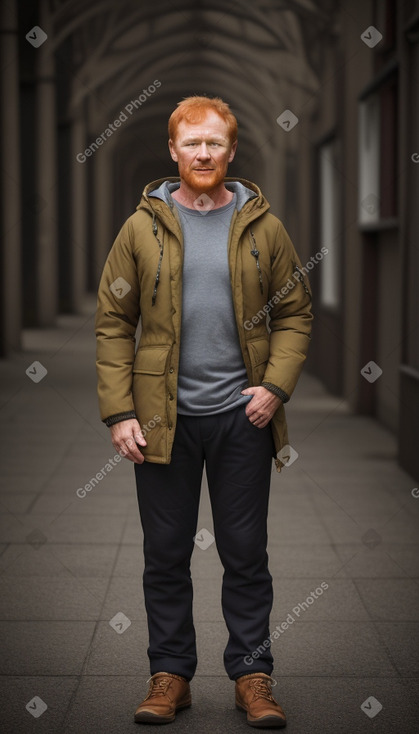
0 302 418 732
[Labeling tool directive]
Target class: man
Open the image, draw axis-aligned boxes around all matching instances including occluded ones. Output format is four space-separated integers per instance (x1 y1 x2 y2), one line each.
95 95 313 728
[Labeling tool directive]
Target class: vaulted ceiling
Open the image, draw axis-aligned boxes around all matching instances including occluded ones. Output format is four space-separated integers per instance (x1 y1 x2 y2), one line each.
47 0 339 214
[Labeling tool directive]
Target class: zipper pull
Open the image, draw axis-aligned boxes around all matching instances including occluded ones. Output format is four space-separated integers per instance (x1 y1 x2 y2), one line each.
250 230 264 294
293 262 311 297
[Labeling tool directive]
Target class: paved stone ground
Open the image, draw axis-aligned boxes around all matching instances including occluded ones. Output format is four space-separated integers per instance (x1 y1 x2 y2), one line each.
0 299 418 733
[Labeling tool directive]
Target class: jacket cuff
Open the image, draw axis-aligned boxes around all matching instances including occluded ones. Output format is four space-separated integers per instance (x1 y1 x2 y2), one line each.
103 410 137 427
261 382 290 404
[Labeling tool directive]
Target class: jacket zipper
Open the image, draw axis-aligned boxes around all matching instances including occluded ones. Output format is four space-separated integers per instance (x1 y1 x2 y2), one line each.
249 229 264 294
292 260 311 300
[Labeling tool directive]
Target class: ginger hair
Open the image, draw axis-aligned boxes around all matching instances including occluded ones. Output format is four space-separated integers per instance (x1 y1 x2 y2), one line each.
168 95 238 144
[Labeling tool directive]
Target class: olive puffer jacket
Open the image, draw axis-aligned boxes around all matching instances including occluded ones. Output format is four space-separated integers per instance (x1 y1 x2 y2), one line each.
95 176 313 471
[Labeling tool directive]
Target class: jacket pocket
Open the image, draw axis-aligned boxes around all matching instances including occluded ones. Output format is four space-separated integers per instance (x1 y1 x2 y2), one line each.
132 345 171 424
247 337 270 383
133 345 171 375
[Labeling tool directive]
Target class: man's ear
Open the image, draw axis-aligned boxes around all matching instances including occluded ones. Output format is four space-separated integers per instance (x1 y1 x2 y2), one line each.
228 139 238 163
168 139 178 162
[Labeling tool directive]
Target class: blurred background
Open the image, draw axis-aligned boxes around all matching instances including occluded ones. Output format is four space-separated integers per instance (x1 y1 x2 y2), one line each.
1 0 418 475
1 1 419 732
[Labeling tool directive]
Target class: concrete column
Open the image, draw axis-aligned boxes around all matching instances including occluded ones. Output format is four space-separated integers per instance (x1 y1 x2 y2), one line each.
297 119 314 264
273 118 287 220
0 0 21 354
34 0 58 324
71 115 88 308
92 149 114 286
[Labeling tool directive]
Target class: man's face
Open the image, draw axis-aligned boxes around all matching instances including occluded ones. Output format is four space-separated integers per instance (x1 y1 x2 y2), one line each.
168 110 237 193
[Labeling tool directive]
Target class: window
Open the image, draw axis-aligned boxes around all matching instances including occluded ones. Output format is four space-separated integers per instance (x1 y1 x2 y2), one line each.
319 139 340 309
358 70 398 225
358 94 381 224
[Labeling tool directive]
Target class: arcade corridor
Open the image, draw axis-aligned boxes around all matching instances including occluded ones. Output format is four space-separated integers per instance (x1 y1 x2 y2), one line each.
1 0 419 731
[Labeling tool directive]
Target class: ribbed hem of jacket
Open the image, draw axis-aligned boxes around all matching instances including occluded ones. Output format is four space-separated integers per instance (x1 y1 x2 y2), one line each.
261 382 290 404
103 410 137 427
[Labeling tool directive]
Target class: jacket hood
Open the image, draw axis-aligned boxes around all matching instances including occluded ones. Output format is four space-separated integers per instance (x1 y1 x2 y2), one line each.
134 177 271 308
136 177 271 223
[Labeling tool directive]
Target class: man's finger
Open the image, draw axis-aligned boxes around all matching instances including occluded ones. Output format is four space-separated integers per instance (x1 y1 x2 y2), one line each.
126 448 145 464
116 435 146 463
134 430 147 447
246 403 262 418
118 444 145 463
245 401 258 416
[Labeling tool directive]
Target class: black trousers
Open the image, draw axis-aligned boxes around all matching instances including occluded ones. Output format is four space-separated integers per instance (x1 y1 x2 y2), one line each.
134 402 275 681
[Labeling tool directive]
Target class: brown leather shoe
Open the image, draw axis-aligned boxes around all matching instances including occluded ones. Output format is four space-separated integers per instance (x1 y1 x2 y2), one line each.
235 672 286 728
134 672 191 724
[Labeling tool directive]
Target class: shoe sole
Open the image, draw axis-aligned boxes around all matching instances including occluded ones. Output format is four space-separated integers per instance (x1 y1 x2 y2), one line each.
236 702 286 728
134 701 191 724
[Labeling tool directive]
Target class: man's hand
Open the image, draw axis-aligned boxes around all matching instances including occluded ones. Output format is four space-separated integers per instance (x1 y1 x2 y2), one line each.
110 419 147 464
241 386 282 428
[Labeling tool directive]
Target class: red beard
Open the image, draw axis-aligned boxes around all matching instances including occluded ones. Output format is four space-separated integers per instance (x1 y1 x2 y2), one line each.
179 163 228 193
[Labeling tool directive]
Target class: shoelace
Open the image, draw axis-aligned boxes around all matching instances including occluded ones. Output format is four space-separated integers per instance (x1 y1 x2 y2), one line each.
250 676 277 702
145 676 171 698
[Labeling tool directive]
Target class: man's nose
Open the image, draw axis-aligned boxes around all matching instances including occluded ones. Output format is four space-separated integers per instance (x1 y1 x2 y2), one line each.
196 143 210 159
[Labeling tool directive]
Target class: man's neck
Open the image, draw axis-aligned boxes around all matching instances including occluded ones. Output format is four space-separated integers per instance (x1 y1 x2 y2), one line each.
171 182 234 210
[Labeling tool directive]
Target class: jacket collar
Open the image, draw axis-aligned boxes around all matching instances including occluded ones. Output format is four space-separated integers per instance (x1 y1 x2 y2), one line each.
137 177 271 307
136 176 270 230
